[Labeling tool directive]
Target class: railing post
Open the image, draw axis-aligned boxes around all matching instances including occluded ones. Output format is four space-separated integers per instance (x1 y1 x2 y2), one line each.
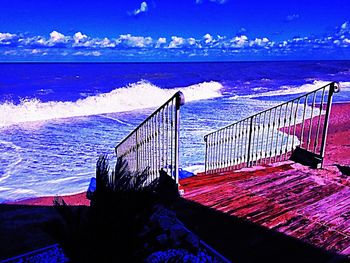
319 82 339 167
204 136 208 174
246 117 253 167
174 92 185 185
135 131 139 171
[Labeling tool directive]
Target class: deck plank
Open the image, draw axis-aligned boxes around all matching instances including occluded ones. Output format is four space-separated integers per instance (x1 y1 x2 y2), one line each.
181 164 350 257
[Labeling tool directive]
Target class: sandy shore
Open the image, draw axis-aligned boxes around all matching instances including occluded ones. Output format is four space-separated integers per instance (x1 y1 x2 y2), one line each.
6 192 89 206
323 102 350 166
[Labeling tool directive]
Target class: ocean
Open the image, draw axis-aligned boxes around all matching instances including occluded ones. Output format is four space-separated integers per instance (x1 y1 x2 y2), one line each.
0 61 350 202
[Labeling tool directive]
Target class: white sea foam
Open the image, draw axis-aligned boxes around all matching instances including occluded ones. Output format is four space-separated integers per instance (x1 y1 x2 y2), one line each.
12 189 38 194
46 177 81 184
183 164 204 175
239 80 350 99
0 140 22 182
0 80 223 127
98 115 133 125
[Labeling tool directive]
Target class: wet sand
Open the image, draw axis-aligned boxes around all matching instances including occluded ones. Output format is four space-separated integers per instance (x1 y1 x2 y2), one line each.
7 192 89 206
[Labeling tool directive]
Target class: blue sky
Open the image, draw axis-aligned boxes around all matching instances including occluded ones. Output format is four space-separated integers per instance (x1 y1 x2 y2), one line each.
0 0 349 61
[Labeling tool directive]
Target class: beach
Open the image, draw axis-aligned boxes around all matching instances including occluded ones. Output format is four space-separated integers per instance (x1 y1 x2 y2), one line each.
6 101 350 206
6 192 89 206
1 62 350 203
1 92 349 262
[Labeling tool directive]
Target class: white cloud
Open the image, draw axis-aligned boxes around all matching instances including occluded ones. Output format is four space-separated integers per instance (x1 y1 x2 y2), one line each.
50 31 66 42
341 22 348 30
188 37 197 46
168 36 185 48
31 49 47 55
210 0 228 3
72 35 116 49
73 32 88 44
0 32 17 45
203 33 213 44
131 1 148 16
238 28 247 34
286 14 300 22
3 50 17 55
343 38 350 44
1 20 350 59
156 37 166 48
250 37 269 47
73 51 101 56
92 51 101 56
98 38 116 48
37 38 46 45
231 35 248 47
0 33 16 41
33 31 70 47
196 0 228 4
118 34 152 47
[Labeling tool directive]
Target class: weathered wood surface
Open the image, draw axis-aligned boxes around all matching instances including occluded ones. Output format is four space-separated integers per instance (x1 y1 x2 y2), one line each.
180 163 350 256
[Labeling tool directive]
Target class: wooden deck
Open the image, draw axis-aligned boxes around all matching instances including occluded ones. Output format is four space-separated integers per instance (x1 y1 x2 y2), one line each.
180 162 350 257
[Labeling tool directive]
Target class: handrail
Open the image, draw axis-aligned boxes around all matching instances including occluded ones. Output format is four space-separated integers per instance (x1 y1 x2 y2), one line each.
204 82 339 174
205 81 339 137
115 91 185 185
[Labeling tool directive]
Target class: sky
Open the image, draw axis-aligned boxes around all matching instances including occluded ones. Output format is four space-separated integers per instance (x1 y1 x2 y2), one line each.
0 0 349 62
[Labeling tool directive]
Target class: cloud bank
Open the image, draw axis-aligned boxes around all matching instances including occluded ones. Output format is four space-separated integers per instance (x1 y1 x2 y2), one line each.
0 21 349 61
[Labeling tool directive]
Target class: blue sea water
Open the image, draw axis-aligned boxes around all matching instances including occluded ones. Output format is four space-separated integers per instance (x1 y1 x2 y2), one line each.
0 61 350 202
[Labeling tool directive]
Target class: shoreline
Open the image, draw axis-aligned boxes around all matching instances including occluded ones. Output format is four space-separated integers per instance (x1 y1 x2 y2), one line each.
6 192 89 206
5 102 350 206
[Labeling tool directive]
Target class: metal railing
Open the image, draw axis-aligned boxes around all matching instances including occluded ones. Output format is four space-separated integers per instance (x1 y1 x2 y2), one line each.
115 91 185 185
204 82 339 174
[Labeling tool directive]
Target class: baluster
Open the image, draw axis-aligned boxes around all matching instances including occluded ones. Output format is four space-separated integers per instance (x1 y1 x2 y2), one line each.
279 103 288 161
314 87 326 153
307 92 317 151
300 95 308 148
284 101 293 159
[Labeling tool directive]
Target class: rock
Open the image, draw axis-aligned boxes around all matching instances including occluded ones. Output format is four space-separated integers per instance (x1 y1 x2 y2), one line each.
158 215 181 231
156 233 169 246
184 232 200 250
169 224 188 242
146 205 201 256
150 206 178 230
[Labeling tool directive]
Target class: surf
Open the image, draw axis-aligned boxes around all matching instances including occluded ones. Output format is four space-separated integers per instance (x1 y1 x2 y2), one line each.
0 80 223 127
239 80 350 99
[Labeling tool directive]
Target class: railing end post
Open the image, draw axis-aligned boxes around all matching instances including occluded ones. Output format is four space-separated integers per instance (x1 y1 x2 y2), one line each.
204 135 208 174
331 82 340 94
176 91 185 109
319 81 340 163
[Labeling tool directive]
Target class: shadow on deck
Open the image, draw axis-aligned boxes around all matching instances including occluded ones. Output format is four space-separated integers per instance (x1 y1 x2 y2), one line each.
176 162 350 263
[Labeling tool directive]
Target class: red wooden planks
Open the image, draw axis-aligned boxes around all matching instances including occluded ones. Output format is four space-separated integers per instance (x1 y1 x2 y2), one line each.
180 164 350 256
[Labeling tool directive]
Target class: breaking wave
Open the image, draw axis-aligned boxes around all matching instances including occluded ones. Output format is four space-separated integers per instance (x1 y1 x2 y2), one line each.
239 80 350 99
0 80 223 127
